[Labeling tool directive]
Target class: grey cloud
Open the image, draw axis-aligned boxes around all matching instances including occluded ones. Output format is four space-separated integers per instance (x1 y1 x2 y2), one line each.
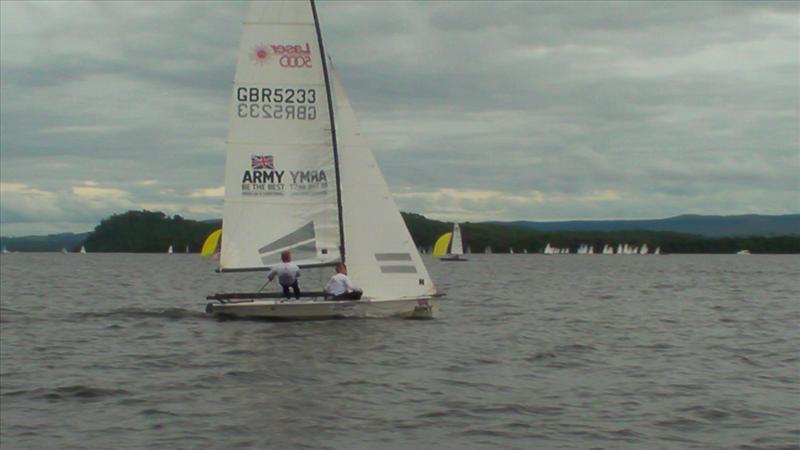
0 1 797 235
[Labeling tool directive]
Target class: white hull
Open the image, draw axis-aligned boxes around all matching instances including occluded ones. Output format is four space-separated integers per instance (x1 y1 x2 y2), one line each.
207 296 436 320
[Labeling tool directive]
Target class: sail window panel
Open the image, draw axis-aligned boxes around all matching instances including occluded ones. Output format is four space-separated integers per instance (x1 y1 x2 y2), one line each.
220 209 340 271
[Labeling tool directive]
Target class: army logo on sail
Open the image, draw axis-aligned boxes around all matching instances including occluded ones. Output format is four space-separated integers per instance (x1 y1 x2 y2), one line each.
241 155 328 196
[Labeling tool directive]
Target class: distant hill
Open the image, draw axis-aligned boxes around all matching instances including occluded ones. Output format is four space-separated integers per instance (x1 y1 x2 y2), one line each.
2 211 798 253
83 210 218 253
498 214 800 237
0 232 90 252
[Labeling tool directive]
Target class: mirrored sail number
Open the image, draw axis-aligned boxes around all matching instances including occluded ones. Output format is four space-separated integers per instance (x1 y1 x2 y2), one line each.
236 87 317 121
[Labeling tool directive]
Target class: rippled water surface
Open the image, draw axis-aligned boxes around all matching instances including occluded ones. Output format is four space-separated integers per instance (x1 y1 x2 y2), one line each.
1 253 798 449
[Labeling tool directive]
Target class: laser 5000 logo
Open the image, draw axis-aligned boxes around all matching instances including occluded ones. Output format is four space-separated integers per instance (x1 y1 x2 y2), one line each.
250 43 312 69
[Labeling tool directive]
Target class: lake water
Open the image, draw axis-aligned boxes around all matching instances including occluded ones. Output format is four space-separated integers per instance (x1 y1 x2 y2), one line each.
1 253 798 449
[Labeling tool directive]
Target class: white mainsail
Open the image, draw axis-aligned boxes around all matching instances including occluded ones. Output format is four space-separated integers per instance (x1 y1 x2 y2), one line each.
331 69 435 299
220 1 340 271
450 223 464 256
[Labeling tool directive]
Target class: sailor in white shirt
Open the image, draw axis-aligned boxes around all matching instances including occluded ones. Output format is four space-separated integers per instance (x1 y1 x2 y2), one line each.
266 251 301 299
324 264 363 300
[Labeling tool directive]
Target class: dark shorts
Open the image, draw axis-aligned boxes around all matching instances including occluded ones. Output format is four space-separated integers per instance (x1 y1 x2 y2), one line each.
279 280 301 299
328 289 363 301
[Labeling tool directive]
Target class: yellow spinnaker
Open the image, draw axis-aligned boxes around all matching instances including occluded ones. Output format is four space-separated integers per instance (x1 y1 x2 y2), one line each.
432 232 452 257
201 229 222 256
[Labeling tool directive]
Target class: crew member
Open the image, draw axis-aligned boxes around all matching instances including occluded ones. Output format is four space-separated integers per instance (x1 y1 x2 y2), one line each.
324 264 363 300
266 251 301 300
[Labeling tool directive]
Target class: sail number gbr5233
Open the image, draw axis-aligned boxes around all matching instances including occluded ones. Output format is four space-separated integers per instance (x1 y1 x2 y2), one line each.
236 87 317 120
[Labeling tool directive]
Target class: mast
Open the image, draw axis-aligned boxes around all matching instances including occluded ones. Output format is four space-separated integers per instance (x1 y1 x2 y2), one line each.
310 0 346 264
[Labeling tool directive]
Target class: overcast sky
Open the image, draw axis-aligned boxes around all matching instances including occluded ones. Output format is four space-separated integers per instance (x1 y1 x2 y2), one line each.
1 1 798 236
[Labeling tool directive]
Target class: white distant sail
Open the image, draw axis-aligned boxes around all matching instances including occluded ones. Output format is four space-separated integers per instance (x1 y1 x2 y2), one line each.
450 223 464 256
168 245 173 254
80 245 86 254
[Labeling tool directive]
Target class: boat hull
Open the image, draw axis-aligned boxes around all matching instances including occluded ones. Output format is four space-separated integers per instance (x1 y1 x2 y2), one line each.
206 297 436 320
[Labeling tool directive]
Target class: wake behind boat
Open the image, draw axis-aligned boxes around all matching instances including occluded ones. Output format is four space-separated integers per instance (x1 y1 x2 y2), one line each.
205 0 438 320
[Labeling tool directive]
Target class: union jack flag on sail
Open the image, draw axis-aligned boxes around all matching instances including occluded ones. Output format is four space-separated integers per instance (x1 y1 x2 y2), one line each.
251 155 274 170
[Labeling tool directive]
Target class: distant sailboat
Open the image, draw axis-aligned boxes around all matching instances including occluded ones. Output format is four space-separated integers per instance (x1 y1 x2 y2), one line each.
60 248 68 254
79 245 87 254
167 245 173 254
433 223 467 261
736 249 751 255
201 229 222 258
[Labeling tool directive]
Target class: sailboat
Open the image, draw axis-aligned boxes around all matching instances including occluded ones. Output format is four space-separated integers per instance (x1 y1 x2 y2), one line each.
433 223 467 261
79 245 87 254
201 229 222 258
205 0 437 319
167 245 173 254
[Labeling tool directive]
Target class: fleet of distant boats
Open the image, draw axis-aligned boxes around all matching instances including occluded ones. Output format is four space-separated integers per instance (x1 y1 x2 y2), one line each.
415 223 760 256
421 242 663 255
1 226 757 257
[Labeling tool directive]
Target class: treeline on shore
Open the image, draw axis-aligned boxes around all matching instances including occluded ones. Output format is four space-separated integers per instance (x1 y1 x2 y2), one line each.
404 213 800 255
82 211 219 253
2 210 799 254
